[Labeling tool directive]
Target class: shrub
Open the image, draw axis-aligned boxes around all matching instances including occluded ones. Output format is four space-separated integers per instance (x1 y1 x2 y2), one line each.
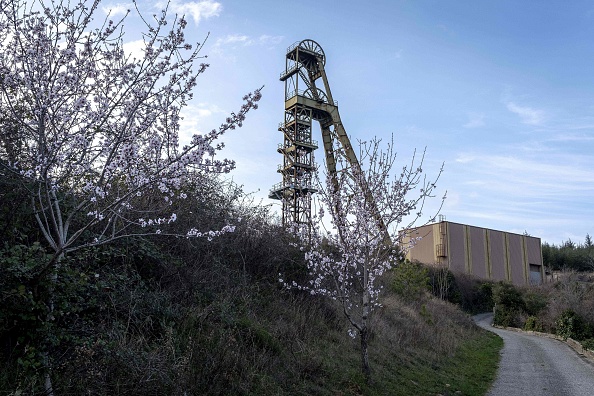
427 266 460 303
523 316 543 332
392 261 430 300
582 338 594 351
523 290 547 316
492 282 524 327
555 309 592 341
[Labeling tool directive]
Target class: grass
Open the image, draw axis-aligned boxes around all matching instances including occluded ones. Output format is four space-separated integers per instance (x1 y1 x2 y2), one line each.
1 196 505 395
272 294 504 396
371 331 503 396
322 323 503 396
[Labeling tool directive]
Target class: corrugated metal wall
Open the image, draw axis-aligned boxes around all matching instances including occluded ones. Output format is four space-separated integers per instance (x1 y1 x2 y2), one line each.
404 224 436 264
447 222 467 273
525 236 543 284
488 230 507 281
507 234 525 285
469 226 488 279
404 221 543 286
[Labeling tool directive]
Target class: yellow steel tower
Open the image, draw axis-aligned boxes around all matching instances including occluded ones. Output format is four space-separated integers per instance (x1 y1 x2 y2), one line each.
270 39 379 229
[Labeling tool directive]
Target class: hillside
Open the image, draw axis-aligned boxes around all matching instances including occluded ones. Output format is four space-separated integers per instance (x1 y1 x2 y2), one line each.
0 176 501 395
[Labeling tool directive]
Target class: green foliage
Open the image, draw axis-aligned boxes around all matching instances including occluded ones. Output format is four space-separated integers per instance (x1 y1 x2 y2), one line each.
523 316 543 332
430 271 494 315
471 281 495 314
370 331 502 396
492 282 524 309
542 236 594 272
392 261 429 300
419 304 433 325
582 338 594 351
523 290 547 316
0 169 505 394
427 266 459 303
555 310 593 341
492 282 525 327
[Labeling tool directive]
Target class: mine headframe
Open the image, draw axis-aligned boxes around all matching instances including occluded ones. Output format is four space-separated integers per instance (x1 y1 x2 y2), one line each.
269 39 389 242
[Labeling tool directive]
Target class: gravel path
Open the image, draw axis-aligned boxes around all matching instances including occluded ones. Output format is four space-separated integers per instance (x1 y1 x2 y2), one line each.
473 313 594 396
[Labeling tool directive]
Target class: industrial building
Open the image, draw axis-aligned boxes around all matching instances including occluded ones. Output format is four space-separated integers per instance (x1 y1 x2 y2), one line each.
402 218 544 286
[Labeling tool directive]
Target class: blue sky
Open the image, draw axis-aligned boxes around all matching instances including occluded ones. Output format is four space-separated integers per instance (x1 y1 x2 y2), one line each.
104 0 594 245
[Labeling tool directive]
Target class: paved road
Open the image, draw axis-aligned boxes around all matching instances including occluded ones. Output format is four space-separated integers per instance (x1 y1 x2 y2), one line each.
474 313 594 396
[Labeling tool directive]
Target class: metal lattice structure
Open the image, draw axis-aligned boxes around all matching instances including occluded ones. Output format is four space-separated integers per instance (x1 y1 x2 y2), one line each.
269 39 380 230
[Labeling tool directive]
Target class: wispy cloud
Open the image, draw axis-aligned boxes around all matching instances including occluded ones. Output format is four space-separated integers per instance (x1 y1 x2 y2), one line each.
179 103 225 137
549 133 594 142
101 3 132 16
259 35 284 47
216 35 254 47
506 102 545 125
168 0 222 25
210 34 284 60
103 1 221 24
214 34 284 49
446 146 594 243
463 113 485 128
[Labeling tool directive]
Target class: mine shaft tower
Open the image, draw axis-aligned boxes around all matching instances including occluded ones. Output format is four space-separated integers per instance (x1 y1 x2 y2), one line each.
269 39 385 232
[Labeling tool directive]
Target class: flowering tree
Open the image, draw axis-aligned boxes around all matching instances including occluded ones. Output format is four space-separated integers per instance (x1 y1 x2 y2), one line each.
282 137 444 382
0 0 260 392
0 0 261 258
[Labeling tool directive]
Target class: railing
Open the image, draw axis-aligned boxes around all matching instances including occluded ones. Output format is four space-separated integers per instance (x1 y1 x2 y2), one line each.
270 180 317 192
277 161 314 171
279 63 301 80
277 140 318 149
285 41 302 54
279 121 313 130
436 243 447 257
285 90 338 106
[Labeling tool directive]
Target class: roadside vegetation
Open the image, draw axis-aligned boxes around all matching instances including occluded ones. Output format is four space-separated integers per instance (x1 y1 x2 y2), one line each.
491 271 594 352
0 172 503 395
406 252 594 354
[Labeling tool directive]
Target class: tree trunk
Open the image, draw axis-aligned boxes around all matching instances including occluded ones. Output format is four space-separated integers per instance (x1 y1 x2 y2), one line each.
360 327 371 384
42 253 63 396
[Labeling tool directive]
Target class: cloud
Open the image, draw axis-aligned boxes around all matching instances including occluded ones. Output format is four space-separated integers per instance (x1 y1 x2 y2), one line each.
463 113 485 128
211 34 284 59
101 3 131 16
216 35 254 46
446 145 594 244
168 0 222 25
549 133 594 142
178 103 226 142
122 39 145 61
506 102 545 125
259 35 284 47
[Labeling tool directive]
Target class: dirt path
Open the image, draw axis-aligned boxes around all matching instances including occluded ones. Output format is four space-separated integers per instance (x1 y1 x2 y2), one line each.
474 313 594 396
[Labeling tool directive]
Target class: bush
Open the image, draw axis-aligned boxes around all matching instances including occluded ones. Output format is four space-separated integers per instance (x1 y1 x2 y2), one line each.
523 290 547 316
492 282 525 327
427 266 459 302
582 338 594 351
392 261 429 300
523 316 543 332
427 271 495 314
555 310 593 341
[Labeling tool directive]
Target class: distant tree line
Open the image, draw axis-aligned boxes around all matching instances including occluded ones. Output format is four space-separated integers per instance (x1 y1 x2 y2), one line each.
542 234 594 272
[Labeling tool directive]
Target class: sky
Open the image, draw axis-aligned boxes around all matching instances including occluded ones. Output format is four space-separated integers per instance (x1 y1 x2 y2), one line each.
102 0 594 245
